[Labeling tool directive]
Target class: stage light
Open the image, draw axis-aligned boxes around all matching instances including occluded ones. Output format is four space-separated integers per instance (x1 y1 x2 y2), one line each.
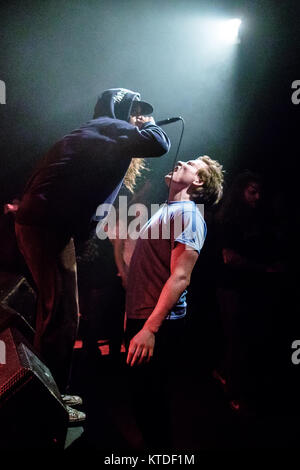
217 18 241 44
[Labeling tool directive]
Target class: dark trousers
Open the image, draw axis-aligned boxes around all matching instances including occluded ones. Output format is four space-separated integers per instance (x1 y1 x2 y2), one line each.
15 223 79 392
125 318 185 450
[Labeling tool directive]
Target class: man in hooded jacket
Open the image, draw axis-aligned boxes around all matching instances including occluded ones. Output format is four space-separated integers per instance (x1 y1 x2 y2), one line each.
15 88 170 411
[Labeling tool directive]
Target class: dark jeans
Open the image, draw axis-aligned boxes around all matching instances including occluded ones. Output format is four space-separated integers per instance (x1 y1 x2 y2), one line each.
15 223 79 392
125 318 185 450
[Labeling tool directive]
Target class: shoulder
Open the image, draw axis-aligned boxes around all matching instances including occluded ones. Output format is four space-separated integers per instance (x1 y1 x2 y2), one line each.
79 116 136 132
173 202 206 227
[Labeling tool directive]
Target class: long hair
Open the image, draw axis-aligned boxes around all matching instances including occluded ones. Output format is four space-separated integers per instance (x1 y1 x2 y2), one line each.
124 159 147 192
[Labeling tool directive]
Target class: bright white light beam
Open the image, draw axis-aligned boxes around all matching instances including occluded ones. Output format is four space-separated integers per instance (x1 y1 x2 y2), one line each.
217 18 242 45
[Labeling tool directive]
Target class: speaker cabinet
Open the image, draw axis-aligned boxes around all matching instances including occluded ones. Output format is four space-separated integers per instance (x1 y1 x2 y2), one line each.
0 327 68 449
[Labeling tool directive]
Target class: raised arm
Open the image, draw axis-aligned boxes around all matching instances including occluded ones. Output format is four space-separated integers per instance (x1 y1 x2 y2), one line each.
118 117 171 159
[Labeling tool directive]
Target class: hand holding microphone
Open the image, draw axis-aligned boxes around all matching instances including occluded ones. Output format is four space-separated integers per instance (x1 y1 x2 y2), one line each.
132 115 182 129
131 115 155 129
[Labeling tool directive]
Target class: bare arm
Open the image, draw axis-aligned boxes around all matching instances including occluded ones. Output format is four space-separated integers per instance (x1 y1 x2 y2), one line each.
126 243 199 366
113 237 128 288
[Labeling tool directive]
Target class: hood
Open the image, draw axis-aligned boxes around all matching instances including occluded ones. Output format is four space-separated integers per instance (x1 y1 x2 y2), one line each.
93 88 141 121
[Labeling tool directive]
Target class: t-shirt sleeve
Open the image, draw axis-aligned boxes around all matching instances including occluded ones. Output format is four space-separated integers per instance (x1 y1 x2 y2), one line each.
174 208 207 254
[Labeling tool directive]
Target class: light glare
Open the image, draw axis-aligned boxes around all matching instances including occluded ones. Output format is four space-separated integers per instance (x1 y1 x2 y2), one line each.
217 19 241 44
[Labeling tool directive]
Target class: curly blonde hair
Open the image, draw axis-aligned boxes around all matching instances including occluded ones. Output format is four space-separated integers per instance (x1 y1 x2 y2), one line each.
190 155 224 206
123 158 147 192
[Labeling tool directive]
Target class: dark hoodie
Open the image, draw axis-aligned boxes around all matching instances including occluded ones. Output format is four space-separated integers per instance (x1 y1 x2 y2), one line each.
16 88 170 239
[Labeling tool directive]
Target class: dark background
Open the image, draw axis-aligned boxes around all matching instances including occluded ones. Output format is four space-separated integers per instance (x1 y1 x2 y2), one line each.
0 0 299 205
0 0 299 450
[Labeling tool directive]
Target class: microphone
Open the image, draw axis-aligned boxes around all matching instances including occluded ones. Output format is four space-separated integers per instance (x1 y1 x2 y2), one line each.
156 117 182 126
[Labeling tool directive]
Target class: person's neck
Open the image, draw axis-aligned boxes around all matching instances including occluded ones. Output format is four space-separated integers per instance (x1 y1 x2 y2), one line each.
168 188 192 202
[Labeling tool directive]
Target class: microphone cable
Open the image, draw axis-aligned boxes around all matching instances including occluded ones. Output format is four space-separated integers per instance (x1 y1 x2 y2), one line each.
157 116 185 204
156 115 185 319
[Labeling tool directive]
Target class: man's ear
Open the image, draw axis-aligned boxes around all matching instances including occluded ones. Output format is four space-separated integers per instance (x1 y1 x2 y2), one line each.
187 178 204 196
192 179 204 189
